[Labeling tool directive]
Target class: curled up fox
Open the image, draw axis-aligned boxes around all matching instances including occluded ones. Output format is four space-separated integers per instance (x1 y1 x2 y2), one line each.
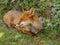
3 8 43 35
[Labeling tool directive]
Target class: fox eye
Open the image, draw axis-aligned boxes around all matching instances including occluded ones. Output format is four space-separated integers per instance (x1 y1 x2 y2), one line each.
21 18 23 20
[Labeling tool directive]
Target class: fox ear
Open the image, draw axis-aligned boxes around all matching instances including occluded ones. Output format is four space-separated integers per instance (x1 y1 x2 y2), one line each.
29 7 35 16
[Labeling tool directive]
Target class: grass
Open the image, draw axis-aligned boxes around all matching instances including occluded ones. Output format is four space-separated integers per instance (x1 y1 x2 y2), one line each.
0 20 60 45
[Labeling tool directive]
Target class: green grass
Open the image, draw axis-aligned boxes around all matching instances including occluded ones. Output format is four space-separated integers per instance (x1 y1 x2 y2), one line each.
0 0 60 45
0 20 60 45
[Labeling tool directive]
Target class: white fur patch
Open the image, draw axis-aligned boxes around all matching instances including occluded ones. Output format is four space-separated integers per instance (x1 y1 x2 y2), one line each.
19 21 31 27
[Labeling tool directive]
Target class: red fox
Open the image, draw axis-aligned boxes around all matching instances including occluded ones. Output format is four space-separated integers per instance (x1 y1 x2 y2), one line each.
3 8 43 35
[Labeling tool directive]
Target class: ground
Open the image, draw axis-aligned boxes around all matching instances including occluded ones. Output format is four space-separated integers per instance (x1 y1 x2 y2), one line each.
0 20 60 45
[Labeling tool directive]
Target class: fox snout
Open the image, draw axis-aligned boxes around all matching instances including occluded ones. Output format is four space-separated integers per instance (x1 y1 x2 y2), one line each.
15 21 31 27
15 24 23 27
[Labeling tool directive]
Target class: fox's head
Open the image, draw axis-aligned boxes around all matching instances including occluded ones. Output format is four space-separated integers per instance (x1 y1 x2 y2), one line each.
19 8 37 21
15 8 42 34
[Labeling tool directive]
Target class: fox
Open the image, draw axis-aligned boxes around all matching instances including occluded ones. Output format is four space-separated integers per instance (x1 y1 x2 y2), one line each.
3 8 43 35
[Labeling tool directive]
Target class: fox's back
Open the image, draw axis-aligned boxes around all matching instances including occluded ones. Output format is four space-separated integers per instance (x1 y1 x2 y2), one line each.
3 10 22 21
3 10 22 28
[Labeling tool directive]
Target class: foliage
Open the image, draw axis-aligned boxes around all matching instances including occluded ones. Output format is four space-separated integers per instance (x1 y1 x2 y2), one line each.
0 0 60 44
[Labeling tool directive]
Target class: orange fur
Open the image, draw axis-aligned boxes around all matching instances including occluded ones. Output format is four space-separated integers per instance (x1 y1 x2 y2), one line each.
3 8 43 35
3 10 22 28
